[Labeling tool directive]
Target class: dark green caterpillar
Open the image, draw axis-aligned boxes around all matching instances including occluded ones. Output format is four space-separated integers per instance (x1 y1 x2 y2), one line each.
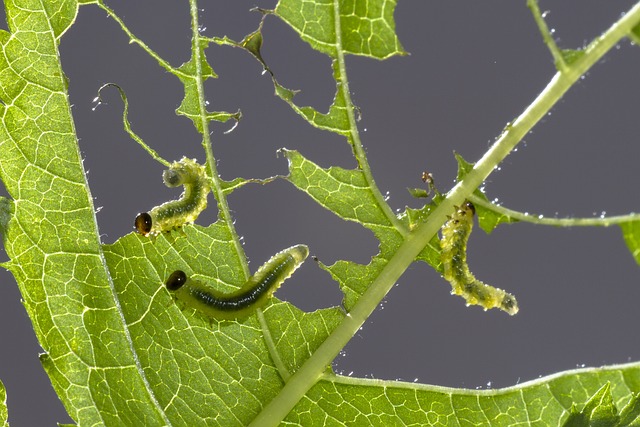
166 244 309 320
440 201 518 315
135 157 210 236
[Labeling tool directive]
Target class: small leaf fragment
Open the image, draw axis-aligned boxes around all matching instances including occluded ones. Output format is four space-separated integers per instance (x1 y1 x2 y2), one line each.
560 49 585 66
407 187 429 199
562 383 619 426
619 393 640 426
621 220 640 266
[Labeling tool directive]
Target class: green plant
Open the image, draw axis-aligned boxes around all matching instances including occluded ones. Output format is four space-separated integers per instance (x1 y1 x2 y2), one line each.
1 0 640 425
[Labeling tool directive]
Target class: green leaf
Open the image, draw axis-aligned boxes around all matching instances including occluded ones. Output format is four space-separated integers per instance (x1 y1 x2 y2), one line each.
101 223 344 425
274 0 406 59
281 364 640 426
4 1 640 425
619 393 640 426
561 383 620 427
0 1 168 424
0 379 7 427
563 383 618 426
407 187 430 199
220 0 405 136
282 149 416 309
621 220 640 266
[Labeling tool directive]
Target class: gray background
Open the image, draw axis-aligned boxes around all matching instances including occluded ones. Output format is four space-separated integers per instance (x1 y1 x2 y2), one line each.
1 1 640 425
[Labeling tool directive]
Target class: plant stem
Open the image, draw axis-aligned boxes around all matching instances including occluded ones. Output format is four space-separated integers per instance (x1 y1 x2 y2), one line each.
188 0 250 278
468 194 640 227
527 0 567 72
249 3 640 425
95 1 181 77
96 83 171 167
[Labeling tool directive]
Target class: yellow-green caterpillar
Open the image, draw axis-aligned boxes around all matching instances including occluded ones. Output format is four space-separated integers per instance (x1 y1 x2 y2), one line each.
165 244 309 320
440 201 518 315
135 157 210 236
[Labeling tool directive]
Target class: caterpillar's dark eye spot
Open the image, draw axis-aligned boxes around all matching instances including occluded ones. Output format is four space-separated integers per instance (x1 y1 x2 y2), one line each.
135 212 153 235
465 201 475 215
166 270 187 291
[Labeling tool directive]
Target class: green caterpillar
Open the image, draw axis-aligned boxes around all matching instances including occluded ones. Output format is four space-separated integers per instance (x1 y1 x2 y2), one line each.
166 244 309 320
135 157 210 236
440 201 518 315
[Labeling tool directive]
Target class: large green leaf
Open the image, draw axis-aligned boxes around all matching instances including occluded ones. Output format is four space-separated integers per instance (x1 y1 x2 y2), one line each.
288 364 640 426
0 380 6 427
0 0 167 424
2 1 640 426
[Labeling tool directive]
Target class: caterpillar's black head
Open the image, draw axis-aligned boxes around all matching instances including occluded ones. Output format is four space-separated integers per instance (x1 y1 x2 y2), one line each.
166 270 188 291
464 201 475 215
135 212 153 235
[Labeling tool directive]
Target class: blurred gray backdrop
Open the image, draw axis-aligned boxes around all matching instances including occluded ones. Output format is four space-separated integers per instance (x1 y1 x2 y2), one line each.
1 1 639 425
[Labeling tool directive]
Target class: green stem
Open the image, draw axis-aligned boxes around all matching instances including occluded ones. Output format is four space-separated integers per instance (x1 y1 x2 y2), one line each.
249 3 640 425
469 194 640 227
95 1 182 77
188 0 250 278
96 83 171 167
527 0 567 72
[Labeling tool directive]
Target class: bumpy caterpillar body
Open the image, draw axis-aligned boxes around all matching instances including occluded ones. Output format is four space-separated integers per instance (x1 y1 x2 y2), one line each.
135 157 210 236
440 201 518 315
166 244 309 320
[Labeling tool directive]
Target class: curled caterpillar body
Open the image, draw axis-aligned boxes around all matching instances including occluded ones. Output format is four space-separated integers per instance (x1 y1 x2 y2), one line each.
440 201 519 315
135 157 210 236
166 244 309 320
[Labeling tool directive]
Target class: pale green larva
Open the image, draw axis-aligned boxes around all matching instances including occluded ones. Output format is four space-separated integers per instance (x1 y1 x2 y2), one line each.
440 201 518 315
166 244 309 320
135 157 210 236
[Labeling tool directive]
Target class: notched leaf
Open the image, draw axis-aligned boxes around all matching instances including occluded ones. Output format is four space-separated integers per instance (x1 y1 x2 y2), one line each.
175 39 242 132
281 148 447 309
